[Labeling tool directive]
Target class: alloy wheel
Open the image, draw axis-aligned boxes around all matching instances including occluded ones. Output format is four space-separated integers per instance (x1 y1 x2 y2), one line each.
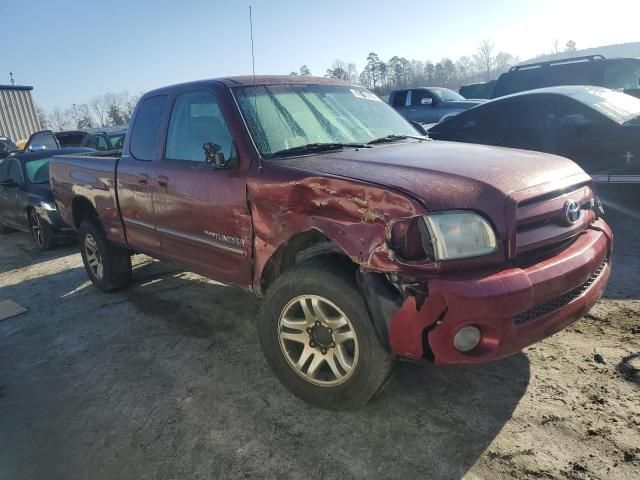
84 233 104 280
278 295 359 386
30 211 43 247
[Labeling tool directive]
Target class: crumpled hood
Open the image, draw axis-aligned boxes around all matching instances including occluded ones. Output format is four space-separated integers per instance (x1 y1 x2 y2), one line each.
274 140 586 212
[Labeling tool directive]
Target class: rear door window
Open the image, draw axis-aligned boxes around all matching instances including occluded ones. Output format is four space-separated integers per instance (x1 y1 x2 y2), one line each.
392 91 408 107
130 95 168 161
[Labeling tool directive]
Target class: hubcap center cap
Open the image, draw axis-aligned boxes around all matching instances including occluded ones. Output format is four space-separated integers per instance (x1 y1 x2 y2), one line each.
310 322 333 349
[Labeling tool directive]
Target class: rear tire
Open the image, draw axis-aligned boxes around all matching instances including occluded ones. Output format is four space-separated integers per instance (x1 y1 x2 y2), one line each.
259 259 394 410
29 210 55 250
79 218 132 291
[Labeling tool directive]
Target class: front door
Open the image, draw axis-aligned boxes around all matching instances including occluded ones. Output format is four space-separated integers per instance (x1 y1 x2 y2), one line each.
153 90 253 287
407 89 437 124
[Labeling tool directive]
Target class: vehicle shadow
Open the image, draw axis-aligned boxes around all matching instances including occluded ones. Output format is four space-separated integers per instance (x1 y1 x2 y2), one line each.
1 260 529 480
115 262 533 479
0 230 78 275
600 191 640 300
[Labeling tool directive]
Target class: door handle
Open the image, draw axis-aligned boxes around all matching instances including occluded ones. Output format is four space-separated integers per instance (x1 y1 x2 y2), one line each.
157 175 169 187
409 109 417 112
138 173 149 185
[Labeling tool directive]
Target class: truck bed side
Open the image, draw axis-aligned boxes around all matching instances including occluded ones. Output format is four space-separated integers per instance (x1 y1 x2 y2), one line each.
49 151 126 245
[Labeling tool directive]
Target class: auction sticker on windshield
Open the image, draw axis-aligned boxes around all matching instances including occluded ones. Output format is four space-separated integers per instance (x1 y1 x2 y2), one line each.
350 88 382 101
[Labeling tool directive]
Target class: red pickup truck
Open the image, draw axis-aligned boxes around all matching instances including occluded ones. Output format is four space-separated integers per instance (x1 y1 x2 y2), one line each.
50 76 612 410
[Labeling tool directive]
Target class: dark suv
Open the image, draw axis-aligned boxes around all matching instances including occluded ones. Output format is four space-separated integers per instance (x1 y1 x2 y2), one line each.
492 55 640 99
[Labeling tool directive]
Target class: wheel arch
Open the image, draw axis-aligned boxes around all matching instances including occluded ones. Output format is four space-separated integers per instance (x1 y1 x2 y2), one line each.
259 228 356 295
71 195 99 228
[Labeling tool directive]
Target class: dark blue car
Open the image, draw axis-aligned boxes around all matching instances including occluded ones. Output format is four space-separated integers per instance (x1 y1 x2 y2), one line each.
0 130 93 249
429 86 640 186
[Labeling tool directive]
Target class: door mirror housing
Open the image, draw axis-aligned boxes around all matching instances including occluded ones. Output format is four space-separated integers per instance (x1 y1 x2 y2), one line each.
0 178 19 188
203 143 238 170
410 121 429 136
421 97 433 106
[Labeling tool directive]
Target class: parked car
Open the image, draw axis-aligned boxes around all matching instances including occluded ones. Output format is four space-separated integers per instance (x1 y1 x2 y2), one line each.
492 55 640 99
429 86 640 185
50 76 611 410
55 126 127 150
0 136 18 158
389 87 485 124
0 135 93 248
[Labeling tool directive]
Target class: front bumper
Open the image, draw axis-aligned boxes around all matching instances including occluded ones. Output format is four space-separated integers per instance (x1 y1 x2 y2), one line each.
388 219 612 365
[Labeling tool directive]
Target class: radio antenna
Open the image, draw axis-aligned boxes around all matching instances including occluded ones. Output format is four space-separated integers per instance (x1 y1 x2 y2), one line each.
249 6 256 84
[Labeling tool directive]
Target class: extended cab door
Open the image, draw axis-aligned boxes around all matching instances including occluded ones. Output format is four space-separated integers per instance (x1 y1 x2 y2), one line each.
116 94 167 254
152 89 253 287
390 90 409 118
406 89 438 123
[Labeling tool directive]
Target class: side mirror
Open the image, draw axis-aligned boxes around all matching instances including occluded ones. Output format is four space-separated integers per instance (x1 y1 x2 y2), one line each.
203 142 238 169
0 178 19 188
421 98 433 106
410 121 429 136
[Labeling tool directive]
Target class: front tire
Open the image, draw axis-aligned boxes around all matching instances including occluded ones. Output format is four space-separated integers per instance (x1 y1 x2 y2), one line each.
29 210 54 250
259 259 394 410
79 219 132 291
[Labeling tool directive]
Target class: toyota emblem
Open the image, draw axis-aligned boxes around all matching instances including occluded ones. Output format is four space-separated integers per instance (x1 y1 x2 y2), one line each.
563 199 581 224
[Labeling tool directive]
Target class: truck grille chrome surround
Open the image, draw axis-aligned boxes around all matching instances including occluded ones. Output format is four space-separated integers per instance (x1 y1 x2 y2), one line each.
513 259 608 326
514 183 596 257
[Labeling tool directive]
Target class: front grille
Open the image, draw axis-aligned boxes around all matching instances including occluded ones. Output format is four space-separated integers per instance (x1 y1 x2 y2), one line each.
515 184 596 256
513 259 608 326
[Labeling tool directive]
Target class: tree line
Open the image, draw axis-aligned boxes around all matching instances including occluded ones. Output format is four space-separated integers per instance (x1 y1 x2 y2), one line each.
38 39 579 131
38 91 140 131
291 39 579 95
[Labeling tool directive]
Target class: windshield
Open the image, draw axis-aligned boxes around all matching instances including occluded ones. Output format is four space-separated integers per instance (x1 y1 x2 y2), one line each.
430 88 465 102
0 138 18 153
569 87 640 124
25 158 50 183
603 62 640 91
108 134 125 149
233 84 418 158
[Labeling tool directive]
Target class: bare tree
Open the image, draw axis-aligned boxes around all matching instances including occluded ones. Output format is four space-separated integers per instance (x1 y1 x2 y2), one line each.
494 52 517 76
121 92 139 123
326 59 350 80
35 104 49 129
90 95 108 127
474 39 495 81
346 63 358 83
552 39 561 55
50 107 70 131
566 40 577 52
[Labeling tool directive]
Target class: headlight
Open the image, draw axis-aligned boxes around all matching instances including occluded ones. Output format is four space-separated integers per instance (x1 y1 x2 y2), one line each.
40 201 57 211
423 211 497 260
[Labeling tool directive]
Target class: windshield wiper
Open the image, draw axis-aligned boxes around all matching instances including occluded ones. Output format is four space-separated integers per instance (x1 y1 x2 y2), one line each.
269 142 370 158
367 134 429 145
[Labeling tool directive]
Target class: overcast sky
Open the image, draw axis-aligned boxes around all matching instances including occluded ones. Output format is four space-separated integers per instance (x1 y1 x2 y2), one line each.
2 0 639 111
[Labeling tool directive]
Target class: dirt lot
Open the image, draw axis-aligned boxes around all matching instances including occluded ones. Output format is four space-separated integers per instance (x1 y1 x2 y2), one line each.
0 194 638 480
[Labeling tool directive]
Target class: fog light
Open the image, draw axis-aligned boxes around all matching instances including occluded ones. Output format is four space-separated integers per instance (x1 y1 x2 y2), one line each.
453 326 481 352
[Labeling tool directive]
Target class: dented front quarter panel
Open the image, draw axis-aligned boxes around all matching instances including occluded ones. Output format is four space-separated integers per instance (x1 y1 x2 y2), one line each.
248 162 429 294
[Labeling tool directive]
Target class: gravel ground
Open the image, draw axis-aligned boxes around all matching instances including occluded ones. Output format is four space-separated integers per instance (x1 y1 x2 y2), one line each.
0 194 638 480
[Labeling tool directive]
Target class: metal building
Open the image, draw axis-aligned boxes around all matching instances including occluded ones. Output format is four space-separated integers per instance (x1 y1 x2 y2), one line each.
0 85 41 142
